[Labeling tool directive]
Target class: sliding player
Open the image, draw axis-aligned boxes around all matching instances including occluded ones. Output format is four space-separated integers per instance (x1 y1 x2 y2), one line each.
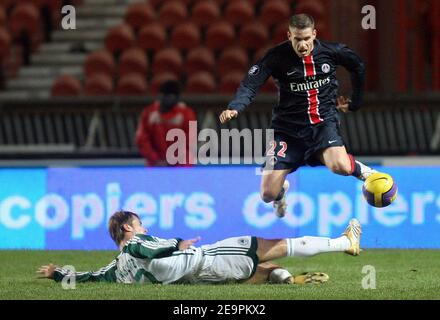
37 211 362 285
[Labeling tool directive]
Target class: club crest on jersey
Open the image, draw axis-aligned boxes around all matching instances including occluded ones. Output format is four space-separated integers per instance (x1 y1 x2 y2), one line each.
238 237 250 246
248 65 259 76
321 64 330 73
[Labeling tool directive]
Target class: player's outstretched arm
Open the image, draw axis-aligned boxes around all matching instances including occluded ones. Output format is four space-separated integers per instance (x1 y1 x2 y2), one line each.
336 45 365 111
37 261 117 283
37 263 58 279
219 109 239 124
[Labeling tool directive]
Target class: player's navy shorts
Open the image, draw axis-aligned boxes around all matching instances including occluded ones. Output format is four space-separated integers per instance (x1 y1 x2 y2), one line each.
263 117 345 172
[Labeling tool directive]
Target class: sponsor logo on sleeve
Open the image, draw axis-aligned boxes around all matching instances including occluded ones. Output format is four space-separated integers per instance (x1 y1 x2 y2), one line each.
248 65 260 76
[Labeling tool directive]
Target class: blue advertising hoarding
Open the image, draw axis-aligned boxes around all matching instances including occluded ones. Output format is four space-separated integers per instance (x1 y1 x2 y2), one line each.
0 166 439 249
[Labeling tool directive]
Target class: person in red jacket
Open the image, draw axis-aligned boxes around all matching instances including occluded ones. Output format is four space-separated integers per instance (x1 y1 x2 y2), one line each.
136 80 196 166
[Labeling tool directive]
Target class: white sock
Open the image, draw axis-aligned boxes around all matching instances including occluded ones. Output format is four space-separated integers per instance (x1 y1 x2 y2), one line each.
269 268 293 283
286 236 350 257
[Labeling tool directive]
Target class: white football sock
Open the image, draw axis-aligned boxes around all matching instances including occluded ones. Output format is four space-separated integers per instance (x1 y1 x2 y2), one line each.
286 236 350 257
269 268 293 283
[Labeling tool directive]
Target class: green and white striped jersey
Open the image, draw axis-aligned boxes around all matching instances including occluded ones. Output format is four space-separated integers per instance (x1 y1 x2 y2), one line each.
53 234 203 284
53 235 258 285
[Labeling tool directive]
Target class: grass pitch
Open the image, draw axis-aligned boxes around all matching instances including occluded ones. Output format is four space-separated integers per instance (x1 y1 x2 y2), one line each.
0 249 439 300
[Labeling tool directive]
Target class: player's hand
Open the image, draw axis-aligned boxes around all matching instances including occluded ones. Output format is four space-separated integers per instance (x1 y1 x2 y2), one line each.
37 264 57 279
219 109 238 124
336 96 351 113
178 236 201 250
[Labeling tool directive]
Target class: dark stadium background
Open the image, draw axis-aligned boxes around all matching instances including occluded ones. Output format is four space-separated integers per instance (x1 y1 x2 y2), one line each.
0 0 438 161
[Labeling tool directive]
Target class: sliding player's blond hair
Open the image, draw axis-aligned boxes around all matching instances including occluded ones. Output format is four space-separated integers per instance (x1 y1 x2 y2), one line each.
108 211 140 246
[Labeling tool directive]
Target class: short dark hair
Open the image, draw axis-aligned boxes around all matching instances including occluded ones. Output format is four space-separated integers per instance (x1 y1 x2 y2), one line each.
108 211 140 246
289 14 315 30
159 80 180 96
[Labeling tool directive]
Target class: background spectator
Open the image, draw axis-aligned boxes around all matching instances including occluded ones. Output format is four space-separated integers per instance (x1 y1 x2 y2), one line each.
135 80 196 166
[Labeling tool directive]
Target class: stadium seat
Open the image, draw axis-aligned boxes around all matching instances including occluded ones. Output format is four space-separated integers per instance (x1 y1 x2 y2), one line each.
191 1 221 27
105 24 135 55
253 44 272 62
220 0 262 7
69 0 85 6
149 72 179 94
28 0 63 22
116 73 148 96
84 73 114 96
0 0 14 10
222 0 262 6
212 0 227 6
224 0 254 27
119 47 148 78
218 47 248 77
185 71 216 93
149 0 194 9
28 0 62 11
0 27 11 60
260 0 290 27
249 0 263 7
124 2 155 31
185 46 215 75
314 21 330 40
170 22 201 51
32 0 62 41
158 0 188 28
273 23 288 44
152 47 183 76
239 22 269 50
219 71 245 93
137 22 167 52
84 50 115 78
0 6 6 26
9 2 41 40
51 74 82 96
147 0 164 9
182 0 196 6
205 21 235 51
295 0 326 19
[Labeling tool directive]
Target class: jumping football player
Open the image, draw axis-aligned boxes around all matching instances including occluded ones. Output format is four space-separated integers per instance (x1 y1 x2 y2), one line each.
37 211 362 285
220 14 377 217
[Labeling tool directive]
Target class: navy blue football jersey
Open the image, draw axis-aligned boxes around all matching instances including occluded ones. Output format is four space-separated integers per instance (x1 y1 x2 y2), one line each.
227 39 365 132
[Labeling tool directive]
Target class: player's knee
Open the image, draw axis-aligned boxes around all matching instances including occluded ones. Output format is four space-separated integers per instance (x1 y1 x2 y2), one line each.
261 190 277 203
328 160 351 176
